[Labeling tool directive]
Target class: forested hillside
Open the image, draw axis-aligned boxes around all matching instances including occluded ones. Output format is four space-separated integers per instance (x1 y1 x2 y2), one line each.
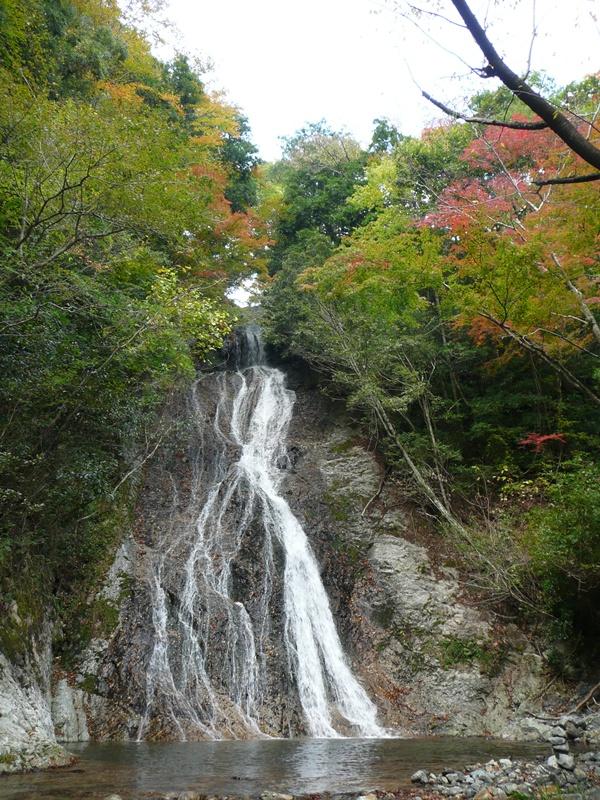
261 80 600 670
1 0 599 706
0 0 264 662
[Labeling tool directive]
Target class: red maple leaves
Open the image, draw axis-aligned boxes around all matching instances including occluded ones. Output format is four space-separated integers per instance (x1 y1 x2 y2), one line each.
518 432 567 452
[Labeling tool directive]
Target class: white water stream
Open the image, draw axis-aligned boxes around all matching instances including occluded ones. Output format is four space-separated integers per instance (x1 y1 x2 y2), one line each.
139 327 382 740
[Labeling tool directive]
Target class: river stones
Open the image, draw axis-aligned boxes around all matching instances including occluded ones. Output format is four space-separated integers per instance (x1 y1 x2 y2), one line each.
260 793 294 800
412 751 600 799
558 754 576 770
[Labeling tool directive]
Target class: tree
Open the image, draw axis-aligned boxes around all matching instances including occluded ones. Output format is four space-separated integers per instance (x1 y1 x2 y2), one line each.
219 114 261 212
262 66 600 657
404 0 600 184
267 122 368 271
0 0 264 663
369 118 404 153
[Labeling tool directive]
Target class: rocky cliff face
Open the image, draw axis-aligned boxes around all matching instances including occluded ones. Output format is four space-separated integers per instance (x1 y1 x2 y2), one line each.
0 619 72 773
278 375 561 739
0 356 592 770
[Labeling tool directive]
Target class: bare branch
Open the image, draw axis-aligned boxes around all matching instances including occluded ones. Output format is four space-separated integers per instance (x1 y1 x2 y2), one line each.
550 252 600 348
533 172 600 186
422 90 548 130
406 3 466 28
523 0 538 81
449 0 600 171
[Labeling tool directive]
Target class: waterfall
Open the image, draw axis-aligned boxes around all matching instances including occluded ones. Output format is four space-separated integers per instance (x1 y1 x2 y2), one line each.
139 325 383 740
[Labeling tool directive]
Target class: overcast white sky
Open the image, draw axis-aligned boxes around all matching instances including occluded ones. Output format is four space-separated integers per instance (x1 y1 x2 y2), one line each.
158 0 599 161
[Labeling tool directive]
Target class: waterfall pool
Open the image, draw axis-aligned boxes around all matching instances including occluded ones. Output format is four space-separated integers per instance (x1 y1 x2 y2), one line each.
0 737 549 800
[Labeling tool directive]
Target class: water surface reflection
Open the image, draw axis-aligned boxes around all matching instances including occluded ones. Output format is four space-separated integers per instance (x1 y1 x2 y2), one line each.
0 737 549 800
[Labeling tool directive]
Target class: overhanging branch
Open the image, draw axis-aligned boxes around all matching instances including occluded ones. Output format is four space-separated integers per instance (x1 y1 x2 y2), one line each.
449 0 600 171
422 90 548 130
533 172 600 186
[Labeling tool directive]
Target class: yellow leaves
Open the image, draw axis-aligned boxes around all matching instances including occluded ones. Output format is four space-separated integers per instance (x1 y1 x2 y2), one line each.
96 81 186 120
96 81 144 108
254 166 285 232
158 91 181 107
119 29 164 85
70 0 120 27
189 93 239 149
148 266 232 356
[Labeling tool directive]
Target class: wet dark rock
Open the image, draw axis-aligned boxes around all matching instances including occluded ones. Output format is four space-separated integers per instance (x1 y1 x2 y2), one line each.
566 720 584 739
11 348 580 750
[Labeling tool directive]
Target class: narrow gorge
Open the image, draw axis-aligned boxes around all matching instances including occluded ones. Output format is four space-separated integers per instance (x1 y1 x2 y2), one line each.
3 326 592 779
2 2 600 797
134 325 382 740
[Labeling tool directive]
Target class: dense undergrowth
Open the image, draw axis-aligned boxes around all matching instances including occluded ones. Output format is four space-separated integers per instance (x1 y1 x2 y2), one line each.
260 94 600 670
0 0 264 660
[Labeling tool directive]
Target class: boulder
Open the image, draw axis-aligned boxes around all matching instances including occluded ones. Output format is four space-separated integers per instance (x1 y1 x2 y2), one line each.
557 754 575 771
471 769 493 784
553 744 571 754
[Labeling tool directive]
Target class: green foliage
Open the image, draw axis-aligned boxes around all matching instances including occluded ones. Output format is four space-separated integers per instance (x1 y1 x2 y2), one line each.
164 54 203 120
392 123 474 215
524 460 600 634
78 673 98 693
261 75 600 664
0 0 262 662
469 72 557 120
439 636 487 667
439 635 506 676
268 122 367 271
220 114 260 212
369 117 404 154
0 0 51 85
263 230 333 353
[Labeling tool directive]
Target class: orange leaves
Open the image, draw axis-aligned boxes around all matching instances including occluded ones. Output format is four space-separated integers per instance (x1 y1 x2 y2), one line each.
188 162 269 256
214 209 268 247
416 112 600 364
422 115 599 245
465 315 504 346
97 81 185 119
194 268 229 281
423 177 517 232
191 163 228 192
97 81 145 108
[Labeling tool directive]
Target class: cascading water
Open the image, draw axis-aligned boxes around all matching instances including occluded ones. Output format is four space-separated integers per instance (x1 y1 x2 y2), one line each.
138 325 383 740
